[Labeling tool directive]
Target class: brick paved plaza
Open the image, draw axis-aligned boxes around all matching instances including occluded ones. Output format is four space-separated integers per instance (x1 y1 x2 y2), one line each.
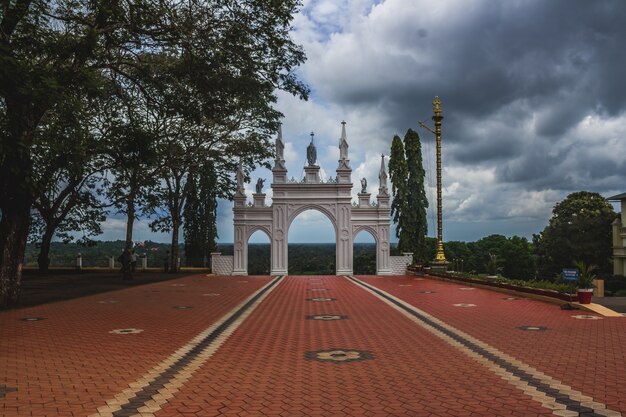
1 274 625 417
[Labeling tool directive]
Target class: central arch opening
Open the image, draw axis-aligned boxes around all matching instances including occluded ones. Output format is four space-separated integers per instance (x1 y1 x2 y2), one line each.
288 209 336 275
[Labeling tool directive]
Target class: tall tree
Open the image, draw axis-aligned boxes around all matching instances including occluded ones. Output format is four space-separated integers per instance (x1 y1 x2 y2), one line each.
183 162 218 267
29 94 107 273
389 135 408 244
402 129 429 262
0 0 308 307
534 191 615 279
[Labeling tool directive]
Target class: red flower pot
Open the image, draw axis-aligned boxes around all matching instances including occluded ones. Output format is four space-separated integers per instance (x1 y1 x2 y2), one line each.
577 288 593 304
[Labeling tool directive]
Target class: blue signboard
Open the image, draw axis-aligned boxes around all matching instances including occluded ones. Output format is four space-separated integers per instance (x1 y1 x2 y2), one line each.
562 268 579 282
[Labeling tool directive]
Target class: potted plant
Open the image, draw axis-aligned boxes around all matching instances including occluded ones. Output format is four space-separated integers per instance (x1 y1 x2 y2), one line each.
572 260 596 304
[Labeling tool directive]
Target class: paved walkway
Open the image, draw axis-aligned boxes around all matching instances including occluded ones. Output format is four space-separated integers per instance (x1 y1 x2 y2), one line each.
1 275 625 417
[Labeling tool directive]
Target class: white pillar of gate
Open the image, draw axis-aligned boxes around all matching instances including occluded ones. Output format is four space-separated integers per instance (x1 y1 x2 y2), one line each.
232 122 391 276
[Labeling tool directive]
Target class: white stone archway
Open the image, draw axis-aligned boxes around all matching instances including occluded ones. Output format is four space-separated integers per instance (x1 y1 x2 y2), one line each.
231 122 393 275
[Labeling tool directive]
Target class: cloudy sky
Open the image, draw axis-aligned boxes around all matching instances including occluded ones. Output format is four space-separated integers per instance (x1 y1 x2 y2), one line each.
104 0 626 244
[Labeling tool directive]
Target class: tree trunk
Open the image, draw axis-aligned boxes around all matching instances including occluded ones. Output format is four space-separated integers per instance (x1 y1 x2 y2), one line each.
0 199 31 309
121 174 138 280
125 174 137 252
0 109 37 309
170 214 180 273
37 226 54 275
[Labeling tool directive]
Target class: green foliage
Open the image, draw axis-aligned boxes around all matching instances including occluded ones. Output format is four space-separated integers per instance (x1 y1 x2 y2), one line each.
353 244 377 275
392 129 428 262
443 234 536 279
389 135 407 237
184 163 219 267
240 243 379 275
534 191 615 278
1 0 309 307
486 253 500 276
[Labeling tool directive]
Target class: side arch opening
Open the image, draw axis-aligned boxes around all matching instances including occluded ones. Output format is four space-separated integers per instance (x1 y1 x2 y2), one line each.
354 228 377 275
248 229 271 275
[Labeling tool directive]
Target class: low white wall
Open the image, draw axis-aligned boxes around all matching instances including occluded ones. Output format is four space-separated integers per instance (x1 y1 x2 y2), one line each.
211 253 233 275
389 253 413 275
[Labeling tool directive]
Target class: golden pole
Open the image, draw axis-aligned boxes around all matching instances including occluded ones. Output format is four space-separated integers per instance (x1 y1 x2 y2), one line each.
432 96 447 262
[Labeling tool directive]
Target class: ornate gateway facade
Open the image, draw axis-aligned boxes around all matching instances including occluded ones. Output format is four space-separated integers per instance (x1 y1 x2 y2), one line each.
226 122 399 276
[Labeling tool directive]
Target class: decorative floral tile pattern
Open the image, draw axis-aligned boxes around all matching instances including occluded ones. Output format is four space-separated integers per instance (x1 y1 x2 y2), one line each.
517 326 548 331
305 349 373 363
109 328 144 334
305 315 347 321
571 315 602 320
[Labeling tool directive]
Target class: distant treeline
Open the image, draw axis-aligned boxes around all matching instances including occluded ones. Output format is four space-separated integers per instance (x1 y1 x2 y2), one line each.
24 241 379 274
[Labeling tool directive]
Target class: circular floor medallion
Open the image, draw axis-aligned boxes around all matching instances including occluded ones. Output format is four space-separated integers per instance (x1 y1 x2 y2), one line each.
109 328 143 334
413 278 425 281
19 317 46 321
399 284 413 287
173 306 193 309
459 287 475 291
306 298 336 302
418 291 435 294
305 349 373 363
518 326 547 331
305 315 347 321
571 315 602 320
502 297 519 300
453 303 476 307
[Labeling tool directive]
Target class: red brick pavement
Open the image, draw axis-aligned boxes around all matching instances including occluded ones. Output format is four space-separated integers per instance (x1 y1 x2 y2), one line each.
154 276 552 417
0 275 272 417
360 275 626 414
2 274 624 417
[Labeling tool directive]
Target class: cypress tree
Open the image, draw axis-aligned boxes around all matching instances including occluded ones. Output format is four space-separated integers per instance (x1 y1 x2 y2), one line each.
403 129 429 262
389 135 408 244
183 162 218 267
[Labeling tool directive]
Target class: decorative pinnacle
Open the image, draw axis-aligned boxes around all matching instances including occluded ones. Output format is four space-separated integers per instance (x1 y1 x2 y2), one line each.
433 96 442 116
340 120 347 141
310 131 314 143
277 124 283 140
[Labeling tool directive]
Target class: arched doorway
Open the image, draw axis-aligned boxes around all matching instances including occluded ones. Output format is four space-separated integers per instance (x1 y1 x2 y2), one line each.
247 229 271 275
288 208 336 275
353 228 377 275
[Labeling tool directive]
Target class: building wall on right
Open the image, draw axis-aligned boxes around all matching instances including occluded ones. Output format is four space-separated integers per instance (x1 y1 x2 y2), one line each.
608 194 626 277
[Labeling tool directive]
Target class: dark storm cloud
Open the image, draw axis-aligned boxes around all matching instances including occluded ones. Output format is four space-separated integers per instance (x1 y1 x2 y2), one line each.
305 0 626 195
